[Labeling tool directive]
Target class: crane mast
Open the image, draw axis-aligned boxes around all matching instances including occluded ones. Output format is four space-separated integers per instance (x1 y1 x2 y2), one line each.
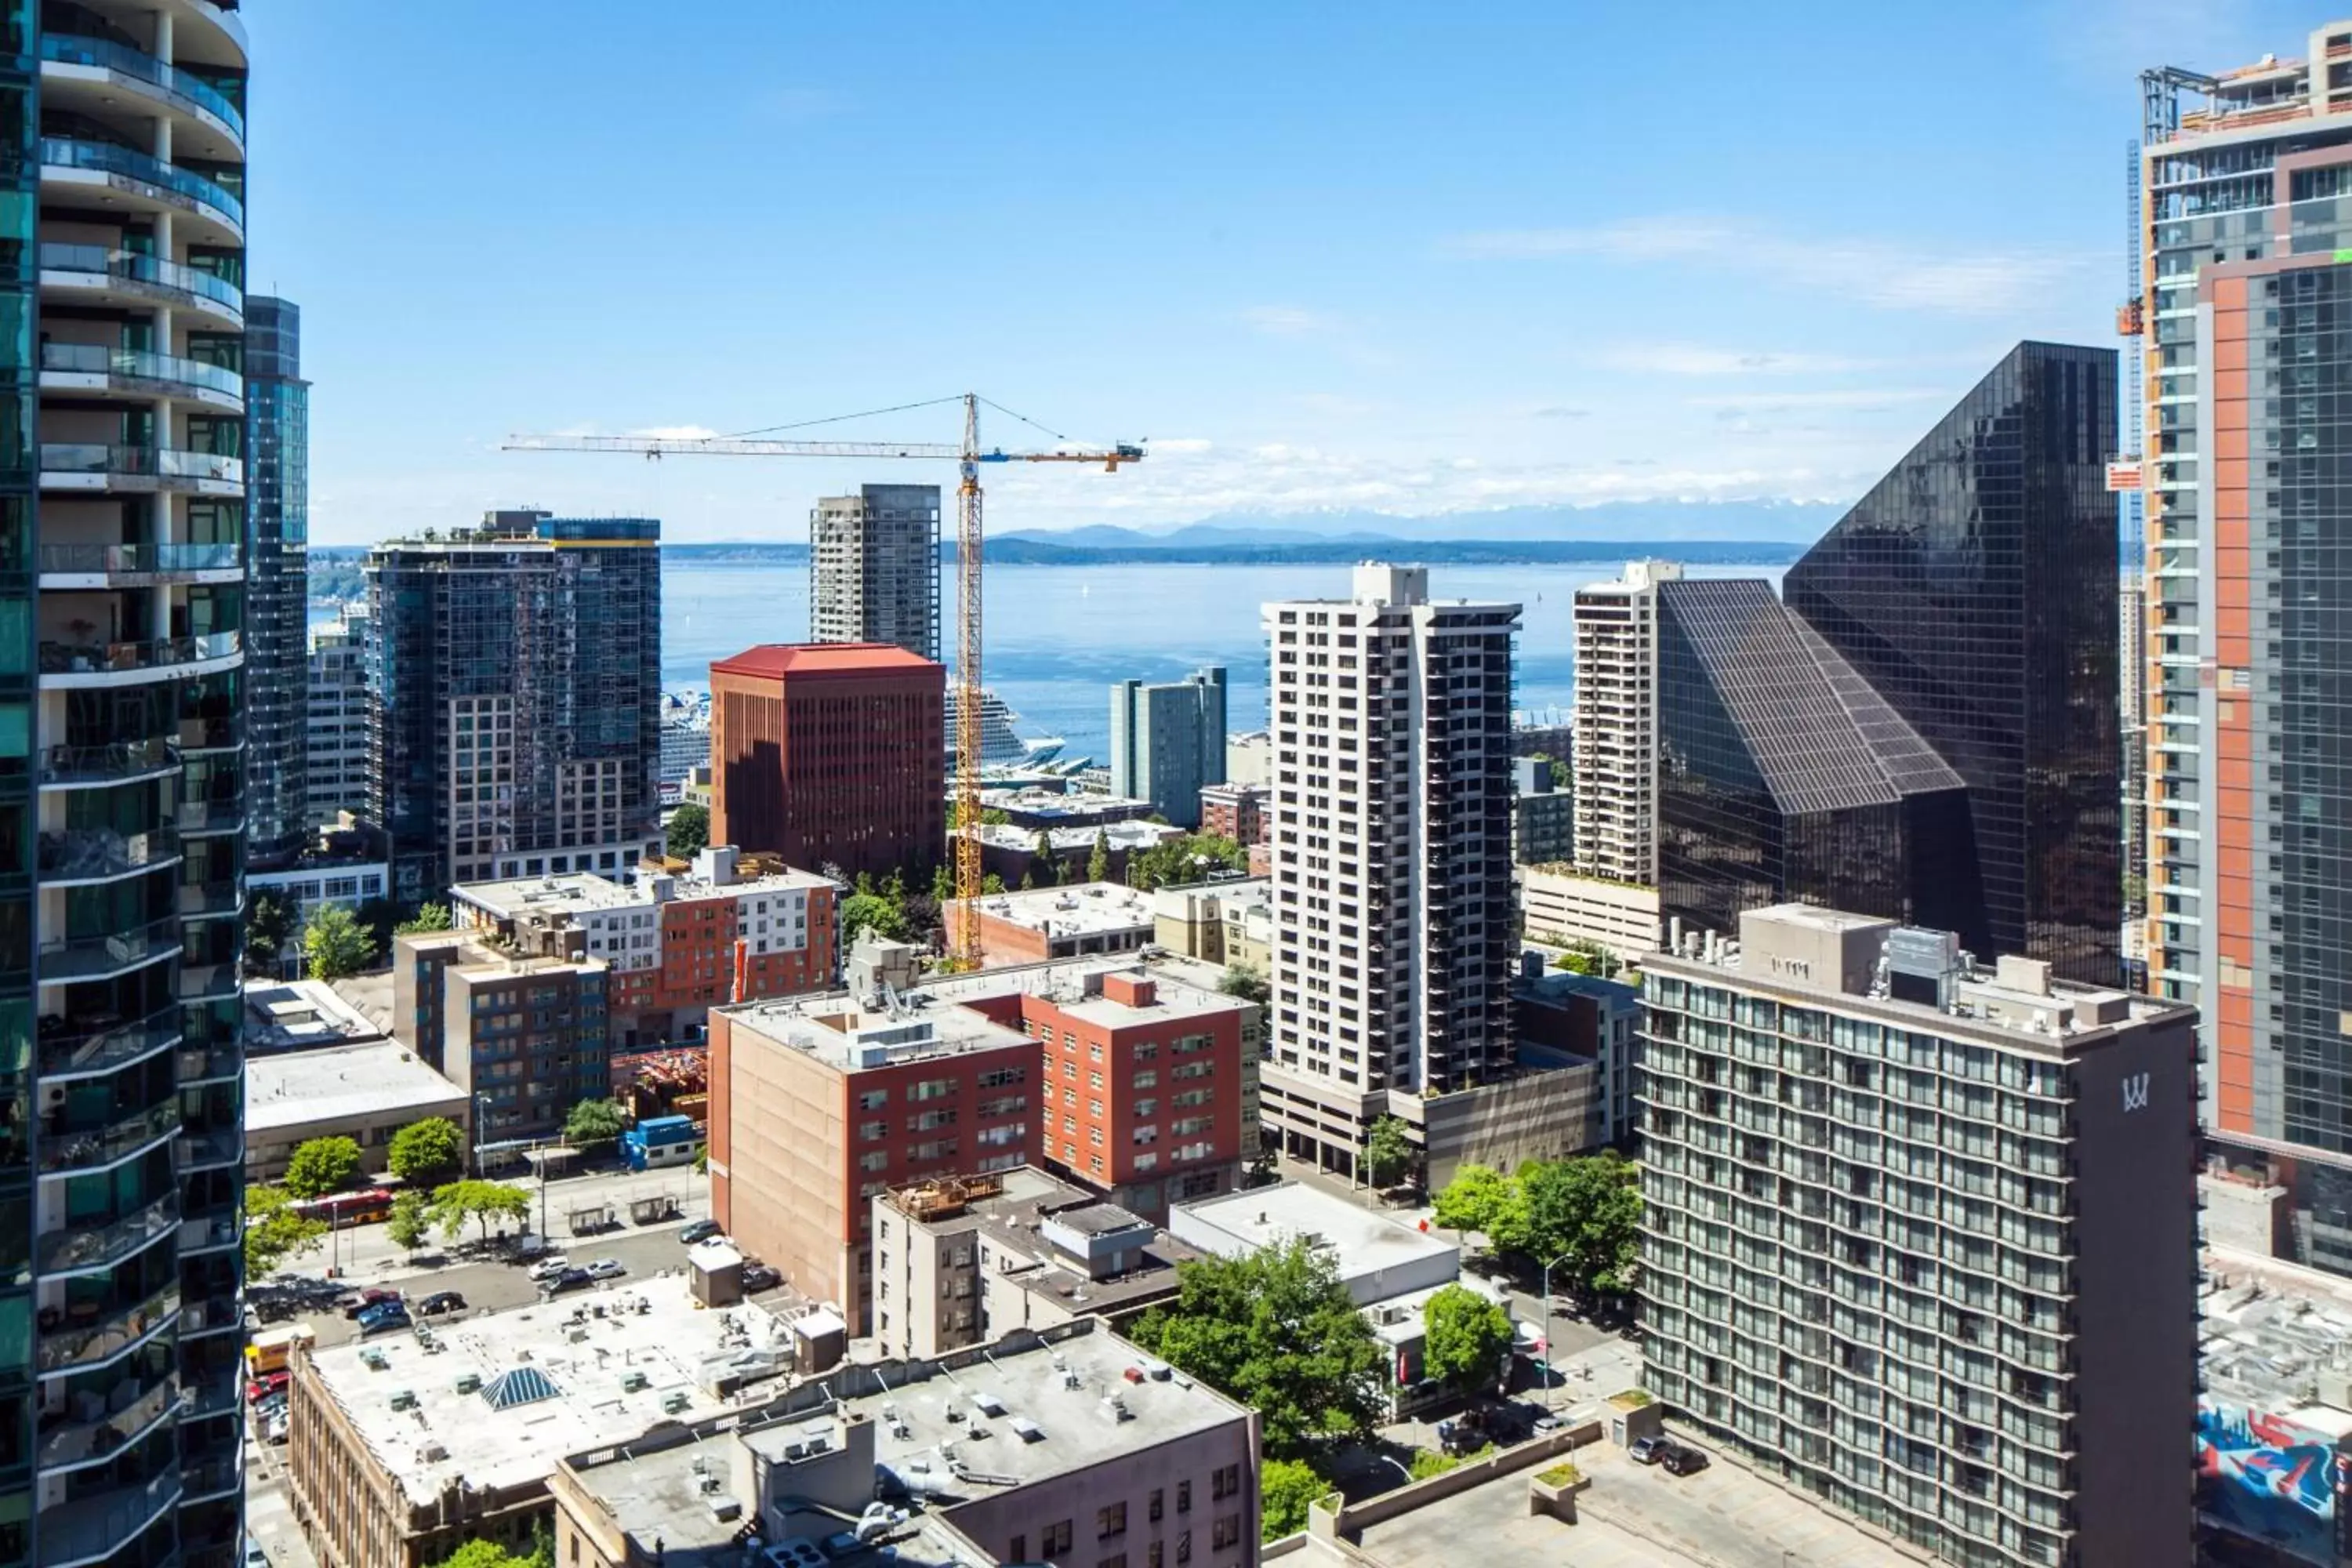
506 396 1142 969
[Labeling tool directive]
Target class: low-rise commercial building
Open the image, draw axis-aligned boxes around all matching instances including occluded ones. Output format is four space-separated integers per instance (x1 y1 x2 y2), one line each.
1152 877 1272 971
287 1274 805 1568
452 845 839 1046
389 931 612 1142
1199 781 1270 846
1519 865 1661 964
1512 958 1639 1145
246 1040 469 1183
547 1318 1261 1568
244 978 389 1054
1511 757 1573 868
967 818 1181 887
977 786 1157 832
946 880 1156 968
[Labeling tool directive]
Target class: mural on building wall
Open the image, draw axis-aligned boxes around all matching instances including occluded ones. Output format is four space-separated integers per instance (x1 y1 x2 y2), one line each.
2197 1397 2345 1564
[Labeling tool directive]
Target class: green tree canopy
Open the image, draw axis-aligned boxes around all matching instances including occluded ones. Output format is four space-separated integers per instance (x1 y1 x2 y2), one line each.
1260 1458 1331 1541
1126 831 1249 891
1363 1115 1413 1189
282 1135 363 1200
387 1117 465 1185
303 905 376 980
244 1185 328 1277
665 803 710 860
430 1179 533 1242
1129 1237 1387 1459
563 1098 628 1149
840 891 913 946
1087 829 1110 884
396 902 454 936
245 892 292 975
430 1532 550 1568
1516 1152 1644 1296
387 1190 434 1255
1422 1283 1513 1390
1219 961 1269 1006
1432 1162 1519 1242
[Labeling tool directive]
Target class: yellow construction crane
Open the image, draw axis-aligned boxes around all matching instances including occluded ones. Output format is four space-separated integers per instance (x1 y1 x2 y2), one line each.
506 393 1144 967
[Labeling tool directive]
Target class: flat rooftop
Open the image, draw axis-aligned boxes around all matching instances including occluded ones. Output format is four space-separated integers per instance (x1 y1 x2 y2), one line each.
720 994 1030 1074
241 978 387 1052
972 821 1181 855
712 643 942 680
964 882 1155 937
879 1166 1206 1316
1174 1181 1457 1283
457 871 650 919
915 953 1250 1029
247 1040 465 1135
302 1271 799 1498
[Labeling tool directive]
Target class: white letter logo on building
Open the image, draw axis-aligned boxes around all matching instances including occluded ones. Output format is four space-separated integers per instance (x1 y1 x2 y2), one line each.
2122 1073 2151 1114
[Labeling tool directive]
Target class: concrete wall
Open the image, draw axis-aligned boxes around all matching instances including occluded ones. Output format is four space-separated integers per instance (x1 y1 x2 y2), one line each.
1399 1061 1603 1189
711 1015 855 1318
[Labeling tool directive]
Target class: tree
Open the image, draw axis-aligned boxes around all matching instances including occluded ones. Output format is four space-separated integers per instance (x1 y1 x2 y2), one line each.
1031 829 1056 887
981 873 1005 895
430 1179 533 1242
840 891 911 946
1432 1162 1527 1251
245 891 291 976
665 803 710 860
1515 1152 1644 1297
395 902 454 936
1422 1283 1513 1391
1552 939 1622 980
1362 1115 1413 1189
1130 1237 1386 1459
563 1098 627 1149
387 1191 434 1257
302 905 376 980
1259 1458 1330 1541
282 1136 362 1200
1219 962 1269 1006
431 1533 551 1568
1087 829 1110 884
1127 831 1249 891
387 1117 465 1185
244 1185 328 1277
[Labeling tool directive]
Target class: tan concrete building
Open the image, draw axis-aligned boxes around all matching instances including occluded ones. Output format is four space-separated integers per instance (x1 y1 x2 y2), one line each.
1152 877 1272 971
1519 865 1661 964
548 1319 1262 1568
945 880 1156 968
245 1040 467 1183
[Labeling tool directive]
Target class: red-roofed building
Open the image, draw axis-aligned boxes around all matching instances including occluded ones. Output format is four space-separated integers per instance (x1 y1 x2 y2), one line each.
710 643 945 878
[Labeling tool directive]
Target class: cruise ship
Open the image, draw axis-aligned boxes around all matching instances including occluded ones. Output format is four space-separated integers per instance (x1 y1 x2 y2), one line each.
945 687 1066 771
659 691 712 803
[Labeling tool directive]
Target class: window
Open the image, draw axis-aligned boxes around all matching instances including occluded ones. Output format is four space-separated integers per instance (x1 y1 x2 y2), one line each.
1043 1522 1073 1557
1098 1501 1127 1538
911 1078 954 1101
858 1088 888 1111
1175 1530 1191 1564
1178 1479 1192 1512
1009 1537 1025 1563
1212 1516 1240 1552
1149 1490 1163 1523
1212 1465 1241 1501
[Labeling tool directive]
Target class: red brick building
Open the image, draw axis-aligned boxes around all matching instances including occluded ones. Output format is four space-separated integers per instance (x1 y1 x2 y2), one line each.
710 643 945 879
1199 782 1271 846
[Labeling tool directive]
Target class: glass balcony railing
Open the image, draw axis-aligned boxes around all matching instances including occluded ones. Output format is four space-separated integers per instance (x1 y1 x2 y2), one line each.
38 1008 182 1078
38 630 241 677
38 449 246 488
173 1129 239 1172
38 1192 179 1276
176 716 241 753
38 739 179 786
175 1044 240 1083
37 826 182 883
38 241 241 314
39 138 243 228
178 1289 240 1335
40 1100 180 1175
36 916 181 983
174 962 237 1004
40 342 241 401
174 800 242 836
41 34 247 140
37 1371 179 1470
176 880 241 919
182 1454 240 1502
36 1283 180 1374
34 1468 179 1568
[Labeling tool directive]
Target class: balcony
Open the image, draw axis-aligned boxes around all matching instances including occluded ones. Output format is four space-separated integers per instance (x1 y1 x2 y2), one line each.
36 1370 180 1472
38 1192 179 1278
174 1043 239 1083
39 1100 180 1177
38 341 242 411
177 1213 238 1259
173 1128 239 1173
37 241 241 325
173 800 243 839
177 1289 240 1337
174 962 236 1004
182 1453 241 1504
36 916 182 985
176 716 242 755
176 880 241 920
34 1468 179 1568
38 1009 181 1080
40 34 246 146
39 136 243 238
36 1283 180 1375
37 827 183 887
38 448 245 498
38 630 241 688
38 741 180 791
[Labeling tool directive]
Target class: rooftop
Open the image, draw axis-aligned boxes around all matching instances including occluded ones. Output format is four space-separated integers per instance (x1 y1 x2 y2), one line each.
915 952 1250 1031
720 993 1031 1075
711 643 942 681
1173 1181 1457 1287
958 881 1156 938
242 978 388 1053
247 1040 466 1136
971 820 1181 855
300 1272 804 1499
878 1166 1206 1314
456 854 832 923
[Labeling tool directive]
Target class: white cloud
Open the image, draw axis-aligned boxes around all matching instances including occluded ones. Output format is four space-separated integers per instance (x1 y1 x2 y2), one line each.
1444 215 2090 314
1242 305 1340 338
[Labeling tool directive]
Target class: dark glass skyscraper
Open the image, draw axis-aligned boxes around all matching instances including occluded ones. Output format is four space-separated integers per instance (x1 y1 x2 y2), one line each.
1784 341 2122 984
243 295 307 868
1655 578 1978 941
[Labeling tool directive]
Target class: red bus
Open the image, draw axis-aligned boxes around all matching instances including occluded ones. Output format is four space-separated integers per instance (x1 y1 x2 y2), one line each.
292 1188 394 1229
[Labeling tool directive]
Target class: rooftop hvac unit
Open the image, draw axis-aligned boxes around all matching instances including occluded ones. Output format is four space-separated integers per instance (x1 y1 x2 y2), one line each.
453 1374 481 1395
971 1392 1006 1417
805 1434 829 1455
662 1390 691 1414
621 1370 648 1392
706 1496 741 1524
1010 1417 1044 1443
389 1390 416 1410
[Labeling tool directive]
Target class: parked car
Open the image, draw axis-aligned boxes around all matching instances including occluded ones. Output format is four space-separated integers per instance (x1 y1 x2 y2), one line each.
1629 1435 1671 1465
1661 1444 1709 1477
539 1268 593 1298
742 1262 782 1293
416 1291 466 1317
679 1219 722 1245
263 1411 290 1446
357 1305 412 1338
583 1258 626 1281
342 1288 403 1321
1531 1410 1566 1434
245 1370 290 1403
244 1537 270 1568
526 1256 572 1283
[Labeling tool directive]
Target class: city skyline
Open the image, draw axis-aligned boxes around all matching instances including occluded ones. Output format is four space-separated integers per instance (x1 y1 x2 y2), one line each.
246 0 2321 546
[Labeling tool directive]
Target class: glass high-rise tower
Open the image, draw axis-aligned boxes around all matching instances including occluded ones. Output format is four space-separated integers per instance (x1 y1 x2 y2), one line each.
241 295 305 868
13 4 253 1566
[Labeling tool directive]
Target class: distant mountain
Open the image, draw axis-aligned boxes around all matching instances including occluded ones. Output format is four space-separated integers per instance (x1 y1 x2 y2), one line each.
996 499 1845 548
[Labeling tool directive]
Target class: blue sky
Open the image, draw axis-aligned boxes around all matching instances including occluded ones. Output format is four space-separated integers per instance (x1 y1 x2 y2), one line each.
250 0 2314 545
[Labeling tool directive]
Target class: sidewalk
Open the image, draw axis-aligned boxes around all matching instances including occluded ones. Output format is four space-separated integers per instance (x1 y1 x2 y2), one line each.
299 1164 713 1283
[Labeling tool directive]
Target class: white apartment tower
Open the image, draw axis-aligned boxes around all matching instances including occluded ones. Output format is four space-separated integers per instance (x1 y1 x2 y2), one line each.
306 601 370 826
1258 565 1520 1174
1571 559 1680 883
809 482 941 660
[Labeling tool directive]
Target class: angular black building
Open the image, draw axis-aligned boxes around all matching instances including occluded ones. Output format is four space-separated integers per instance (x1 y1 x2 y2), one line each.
1656 579 1981 941
1783 341 2122 984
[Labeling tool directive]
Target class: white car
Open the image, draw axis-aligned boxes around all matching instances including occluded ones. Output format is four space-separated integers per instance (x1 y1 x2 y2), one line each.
525 1257 571 1283
583 1258 626 1281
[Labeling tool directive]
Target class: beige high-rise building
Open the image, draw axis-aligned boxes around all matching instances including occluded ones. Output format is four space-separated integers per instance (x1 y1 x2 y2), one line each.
1571 559 1680 884
809 482 941 659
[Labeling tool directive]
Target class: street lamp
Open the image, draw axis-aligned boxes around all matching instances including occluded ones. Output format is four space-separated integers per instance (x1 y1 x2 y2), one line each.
1542 1250 1574 1410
